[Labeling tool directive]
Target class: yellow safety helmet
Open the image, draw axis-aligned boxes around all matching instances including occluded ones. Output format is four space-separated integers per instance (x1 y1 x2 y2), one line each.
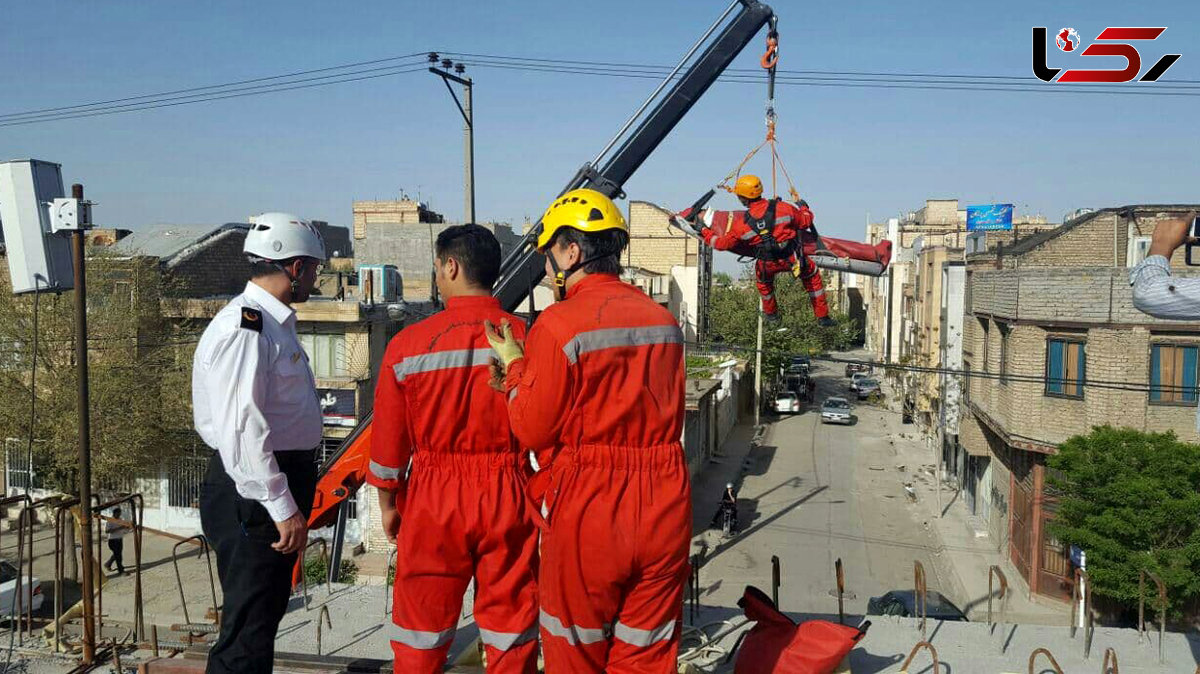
536 188 627 252
733 174 764 200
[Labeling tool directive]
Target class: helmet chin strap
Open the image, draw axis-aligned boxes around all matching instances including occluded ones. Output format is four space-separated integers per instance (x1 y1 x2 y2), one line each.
546 250 612 300
270 260 302 302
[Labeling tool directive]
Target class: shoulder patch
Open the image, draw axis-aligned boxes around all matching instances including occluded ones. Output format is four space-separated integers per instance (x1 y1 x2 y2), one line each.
239 308 263 332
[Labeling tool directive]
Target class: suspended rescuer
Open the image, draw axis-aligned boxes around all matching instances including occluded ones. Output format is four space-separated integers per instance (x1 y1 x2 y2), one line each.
368 224 538 673
486 189 691 673
676 174 832 325
192 213 326 674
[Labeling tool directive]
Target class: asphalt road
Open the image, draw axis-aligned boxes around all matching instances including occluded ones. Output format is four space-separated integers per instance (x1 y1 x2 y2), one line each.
694 362 954 625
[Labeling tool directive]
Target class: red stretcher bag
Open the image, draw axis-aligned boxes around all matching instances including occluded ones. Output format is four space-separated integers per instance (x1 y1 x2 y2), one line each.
733 586 868 674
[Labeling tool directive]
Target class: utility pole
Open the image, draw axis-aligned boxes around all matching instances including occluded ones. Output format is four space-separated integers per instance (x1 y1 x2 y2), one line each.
69 183 97 663
428 54 475 224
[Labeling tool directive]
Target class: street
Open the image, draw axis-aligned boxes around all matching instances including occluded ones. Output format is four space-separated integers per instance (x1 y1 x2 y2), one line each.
694 360 951 626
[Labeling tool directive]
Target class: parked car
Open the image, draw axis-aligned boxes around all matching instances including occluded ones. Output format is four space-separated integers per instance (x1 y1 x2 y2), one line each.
856 379 881 400
845 363 870 378
0 559 42 617
785 363 809 376
849 372 871 392
773 392 801 415
820 397 853 425
867 590 968 622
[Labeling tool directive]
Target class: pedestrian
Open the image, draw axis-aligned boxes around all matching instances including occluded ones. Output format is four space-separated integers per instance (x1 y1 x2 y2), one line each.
368 224 538 673
192 212 326 674
102 507 128 575
487 189 691 672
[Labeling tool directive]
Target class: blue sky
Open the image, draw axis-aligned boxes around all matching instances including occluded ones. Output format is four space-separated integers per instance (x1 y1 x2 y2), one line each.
2 1 1197 264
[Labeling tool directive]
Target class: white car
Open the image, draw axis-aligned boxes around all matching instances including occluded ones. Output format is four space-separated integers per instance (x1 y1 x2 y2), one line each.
773 392 801 415
0 560 42 616
820 397 853 425
850 372 871 392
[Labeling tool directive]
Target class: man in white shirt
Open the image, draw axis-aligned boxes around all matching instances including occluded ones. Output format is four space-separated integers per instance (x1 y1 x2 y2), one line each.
193 212 325 674
1130 211 1200 429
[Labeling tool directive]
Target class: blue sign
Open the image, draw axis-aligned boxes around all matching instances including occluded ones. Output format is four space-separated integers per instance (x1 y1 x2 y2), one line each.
967 204 1014 231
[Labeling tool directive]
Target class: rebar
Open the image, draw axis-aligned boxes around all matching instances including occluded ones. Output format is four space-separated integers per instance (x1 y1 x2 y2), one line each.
299 538 330 610
989 565 1008 653
384 548 397 616
52 497 82 654
913 560 927 639
172 535 218 627
92 494 145 640
771 555 781 608
835 558 845 625
1071 567 1093 659
1029 647 1065 674
317 605 332 656
1102 647 1119 674
900 640 938 673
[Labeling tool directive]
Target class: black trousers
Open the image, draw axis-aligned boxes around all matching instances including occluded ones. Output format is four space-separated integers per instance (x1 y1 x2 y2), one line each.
104 539 124 573
199 451 317 674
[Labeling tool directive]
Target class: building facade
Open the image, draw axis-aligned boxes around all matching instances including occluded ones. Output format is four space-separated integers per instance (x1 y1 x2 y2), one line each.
960 204 1200 601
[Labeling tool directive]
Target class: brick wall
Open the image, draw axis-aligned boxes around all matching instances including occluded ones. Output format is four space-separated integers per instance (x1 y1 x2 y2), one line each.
356 222 522 300
163 230 251 298
352 200 439 240
626 201 698 276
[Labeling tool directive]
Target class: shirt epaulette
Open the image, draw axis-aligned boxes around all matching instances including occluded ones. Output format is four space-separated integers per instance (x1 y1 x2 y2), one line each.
239 308 263 332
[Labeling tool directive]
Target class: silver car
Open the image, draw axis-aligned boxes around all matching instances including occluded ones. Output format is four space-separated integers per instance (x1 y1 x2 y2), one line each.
820 397 853 424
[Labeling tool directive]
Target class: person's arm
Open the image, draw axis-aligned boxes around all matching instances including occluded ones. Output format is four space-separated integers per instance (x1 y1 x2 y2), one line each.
502 321 575 453
1131 216 1200 320
203 327 306 553
367 339 413 541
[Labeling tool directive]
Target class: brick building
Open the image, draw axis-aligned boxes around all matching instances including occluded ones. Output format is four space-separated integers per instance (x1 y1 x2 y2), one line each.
960 204 1200 602
625 201 711 340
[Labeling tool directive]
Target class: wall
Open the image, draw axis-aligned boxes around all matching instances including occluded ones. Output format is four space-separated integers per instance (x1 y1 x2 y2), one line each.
626 201 698 275
670 265 700 341
356 222 522 300
163 230 251 298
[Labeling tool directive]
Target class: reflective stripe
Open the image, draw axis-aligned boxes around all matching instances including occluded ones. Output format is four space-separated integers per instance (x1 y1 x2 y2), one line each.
539 609 607 645
701 209 715 227
394 348 496 381
809 289 826 298
774 215 793 225
562 325 683 365
389 623 456 650
479 624 539 651
613 619 676 648
762 293 775 300
368 460 400 482
739 230 757 240
508 387 519 402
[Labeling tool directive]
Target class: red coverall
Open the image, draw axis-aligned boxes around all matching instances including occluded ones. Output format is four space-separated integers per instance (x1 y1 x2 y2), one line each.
368 295 538 674
682 198 826 318
502 273 691 673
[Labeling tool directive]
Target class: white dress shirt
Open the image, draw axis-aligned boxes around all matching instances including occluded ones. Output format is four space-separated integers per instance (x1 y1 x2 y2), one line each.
192 281 323 522
1130 255 1200 321
1130 255 1200 431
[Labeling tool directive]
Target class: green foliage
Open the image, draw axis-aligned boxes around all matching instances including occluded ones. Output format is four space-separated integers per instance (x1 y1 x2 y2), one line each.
1046 426 1200 617
0 255 194 491
304 554 359 585
706 263 859 376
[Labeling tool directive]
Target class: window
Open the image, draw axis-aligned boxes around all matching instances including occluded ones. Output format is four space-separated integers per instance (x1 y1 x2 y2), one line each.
999 324 1010 386
1128 235 1152 267
979 319 990 373
298 333 347 378
1149 344 1199 405
1045 337 1086 399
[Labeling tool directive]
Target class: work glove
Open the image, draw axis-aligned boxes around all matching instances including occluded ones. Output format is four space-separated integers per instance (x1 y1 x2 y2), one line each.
484 319 525 368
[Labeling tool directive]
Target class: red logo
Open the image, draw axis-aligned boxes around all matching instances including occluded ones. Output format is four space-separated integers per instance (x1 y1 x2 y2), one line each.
1033 27 1181 83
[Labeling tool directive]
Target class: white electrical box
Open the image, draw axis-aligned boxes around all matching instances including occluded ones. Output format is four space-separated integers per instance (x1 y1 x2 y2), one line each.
0 159 74 294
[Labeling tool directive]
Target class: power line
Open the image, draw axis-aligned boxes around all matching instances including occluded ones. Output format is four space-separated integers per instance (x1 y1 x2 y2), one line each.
0 52 428 121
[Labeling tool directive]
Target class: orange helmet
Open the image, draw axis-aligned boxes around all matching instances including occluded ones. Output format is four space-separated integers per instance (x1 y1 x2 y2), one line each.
734 174 764 200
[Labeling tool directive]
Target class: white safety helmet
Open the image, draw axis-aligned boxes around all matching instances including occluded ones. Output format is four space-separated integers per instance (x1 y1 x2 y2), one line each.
244 212 326 262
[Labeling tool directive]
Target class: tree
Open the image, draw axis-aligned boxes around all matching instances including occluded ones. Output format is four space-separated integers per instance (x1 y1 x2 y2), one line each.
706 263 859 376
0 254 194 492
1046 426 1200 618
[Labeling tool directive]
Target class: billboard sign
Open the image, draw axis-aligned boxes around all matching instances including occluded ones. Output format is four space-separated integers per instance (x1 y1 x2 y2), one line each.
967 204 1014 231
318 388 357 427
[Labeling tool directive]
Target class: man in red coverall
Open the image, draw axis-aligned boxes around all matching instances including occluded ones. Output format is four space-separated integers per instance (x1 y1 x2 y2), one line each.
486 188 691 673
678 174 832 326
367 224 538 674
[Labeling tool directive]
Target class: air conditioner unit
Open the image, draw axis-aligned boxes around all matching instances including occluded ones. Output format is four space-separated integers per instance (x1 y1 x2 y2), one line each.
0 160 74 294
357 264 401 303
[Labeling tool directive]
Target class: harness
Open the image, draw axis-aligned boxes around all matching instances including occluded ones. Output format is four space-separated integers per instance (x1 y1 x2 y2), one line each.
747 199 796 261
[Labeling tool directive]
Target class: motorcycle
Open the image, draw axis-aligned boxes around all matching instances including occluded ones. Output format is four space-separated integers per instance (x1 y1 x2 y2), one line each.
720 500 739 538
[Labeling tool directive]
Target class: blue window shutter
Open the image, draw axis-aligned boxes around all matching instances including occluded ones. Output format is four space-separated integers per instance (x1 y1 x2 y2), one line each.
1185 347 1198 404
1150 345 1162 402
1047 340 1063 394
1076 342 1086 397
